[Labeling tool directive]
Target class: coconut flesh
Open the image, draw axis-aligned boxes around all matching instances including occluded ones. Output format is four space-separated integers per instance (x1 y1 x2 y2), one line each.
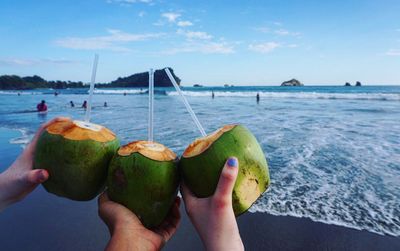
33 119 120 201
179 124 270 216
107 141 179 228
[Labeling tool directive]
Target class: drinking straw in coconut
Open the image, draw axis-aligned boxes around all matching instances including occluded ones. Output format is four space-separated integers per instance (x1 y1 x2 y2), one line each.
148 68 154 142
84 54 99 122
165 68 207 137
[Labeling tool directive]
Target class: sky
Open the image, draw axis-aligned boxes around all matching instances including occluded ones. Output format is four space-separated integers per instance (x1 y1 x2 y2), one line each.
0 0 399 86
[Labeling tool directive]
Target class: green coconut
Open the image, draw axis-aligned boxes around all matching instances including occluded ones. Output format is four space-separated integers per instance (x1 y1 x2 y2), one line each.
33 119 120 201
107 141 179 228
179 125 270 216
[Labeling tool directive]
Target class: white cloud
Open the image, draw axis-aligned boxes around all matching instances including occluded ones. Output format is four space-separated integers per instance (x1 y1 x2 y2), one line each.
55 29 163 51
386 49 400 56
162 12 181 23
248 42 281 53
0 58 79 66
177 20 193 27
287 44 299 48
177 29 212 40
165 41 234 55
275 29 301 36
138 11 146 17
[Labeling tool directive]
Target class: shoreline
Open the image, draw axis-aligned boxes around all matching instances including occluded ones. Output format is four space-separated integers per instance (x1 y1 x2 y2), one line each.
165 211 400 251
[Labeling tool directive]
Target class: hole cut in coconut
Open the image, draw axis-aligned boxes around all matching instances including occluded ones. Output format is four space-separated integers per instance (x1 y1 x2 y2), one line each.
46 119 116 142
118 141 176 161
182 125 236 158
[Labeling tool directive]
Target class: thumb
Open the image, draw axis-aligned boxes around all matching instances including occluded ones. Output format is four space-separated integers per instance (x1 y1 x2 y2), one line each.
213 157 239 203
25 169 49 185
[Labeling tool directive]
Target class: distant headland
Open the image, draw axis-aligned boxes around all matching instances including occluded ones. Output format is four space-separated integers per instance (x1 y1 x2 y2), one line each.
0 67 181 90
281 79 303 86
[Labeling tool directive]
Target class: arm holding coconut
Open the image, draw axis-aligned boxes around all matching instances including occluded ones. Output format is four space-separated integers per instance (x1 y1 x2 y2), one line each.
181 157 244 251
0 117 70 211
98 192 181 251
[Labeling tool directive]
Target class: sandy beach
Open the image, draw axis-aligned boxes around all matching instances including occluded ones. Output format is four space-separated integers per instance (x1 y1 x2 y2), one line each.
164 211 400 251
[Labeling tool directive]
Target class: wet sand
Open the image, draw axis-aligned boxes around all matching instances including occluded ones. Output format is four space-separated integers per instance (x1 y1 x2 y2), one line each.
165 212 400 251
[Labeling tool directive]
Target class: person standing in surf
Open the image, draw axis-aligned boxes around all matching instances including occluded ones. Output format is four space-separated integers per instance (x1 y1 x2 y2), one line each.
82 100 87 109
36 100 47 112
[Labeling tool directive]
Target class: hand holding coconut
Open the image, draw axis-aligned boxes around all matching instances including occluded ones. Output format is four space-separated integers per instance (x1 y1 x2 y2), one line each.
98 192 181 251
181 157 244 251
0 117 69 211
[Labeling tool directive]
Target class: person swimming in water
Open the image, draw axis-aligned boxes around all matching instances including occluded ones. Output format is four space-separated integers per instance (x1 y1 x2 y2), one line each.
104 102 108 107
70 101 75 108
256 93 260 103
212 91 215 99
82 101 87 109
36 100 47 112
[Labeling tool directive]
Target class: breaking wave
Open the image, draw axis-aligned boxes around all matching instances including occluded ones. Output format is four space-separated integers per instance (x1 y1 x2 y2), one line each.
167 91 400 101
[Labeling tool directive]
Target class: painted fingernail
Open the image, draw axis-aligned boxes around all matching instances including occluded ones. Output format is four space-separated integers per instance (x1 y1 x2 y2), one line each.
39 170 48 182
227 157 238 168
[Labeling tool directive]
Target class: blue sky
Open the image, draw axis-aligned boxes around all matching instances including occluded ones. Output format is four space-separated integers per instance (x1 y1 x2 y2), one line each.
0 0 399 85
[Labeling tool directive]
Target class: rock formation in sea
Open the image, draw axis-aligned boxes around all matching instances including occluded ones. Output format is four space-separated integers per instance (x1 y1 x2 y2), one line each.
281 79 303 86
345 82 351 86
355 81 362 86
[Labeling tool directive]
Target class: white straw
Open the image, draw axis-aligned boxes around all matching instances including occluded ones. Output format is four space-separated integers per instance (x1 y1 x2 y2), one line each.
84 54 99 122
165 68 207 137
148 68 154 142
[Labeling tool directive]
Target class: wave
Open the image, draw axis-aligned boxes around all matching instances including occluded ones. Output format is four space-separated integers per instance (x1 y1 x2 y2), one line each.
93 89 148 94
0 91 42 95
8 128 31 148
166 91 400 101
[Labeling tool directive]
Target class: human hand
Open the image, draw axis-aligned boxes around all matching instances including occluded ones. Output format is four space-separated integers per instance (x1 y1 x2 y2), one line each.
181 157 244 251
98 192 181 251
0 117 70 211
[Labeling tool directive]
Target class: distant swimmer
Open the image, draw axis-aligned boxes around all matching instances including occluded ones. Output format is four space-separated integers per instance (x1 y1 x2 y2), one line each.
82 100 87 109
123 92 127 96
104 102 108 107
70 101 75 107
212 91 215 99
54 91 59 96
37 100 47 112
256 93 260 103
17 92 21 96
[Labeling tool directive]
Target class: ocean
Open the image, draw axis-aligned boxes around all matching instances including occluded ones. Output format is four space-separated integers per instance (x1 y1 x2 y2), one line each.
0 85 399 238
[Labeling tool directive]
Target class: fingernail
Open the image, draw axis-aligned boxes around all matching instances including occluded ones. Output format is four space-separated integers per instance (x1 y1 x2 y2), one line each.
39 170 48 182
227 157 238 168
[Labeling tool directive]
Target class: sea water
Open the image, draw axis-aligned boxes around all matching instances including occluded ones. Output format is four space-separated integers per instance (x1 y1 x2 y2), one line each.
0 85 399 237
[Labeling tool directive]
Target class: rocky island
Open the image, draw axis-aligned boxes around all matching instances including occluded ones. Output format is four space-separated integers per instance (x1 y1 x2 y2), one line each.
281 79 303 86
345 82 351 86
355 81 362 86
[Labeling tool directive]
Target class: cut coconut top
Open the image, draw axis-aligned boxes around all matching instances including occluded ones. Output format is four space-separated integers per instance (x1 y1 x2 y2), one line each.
46 120 116 142
118 140 176 161
182 125 236 158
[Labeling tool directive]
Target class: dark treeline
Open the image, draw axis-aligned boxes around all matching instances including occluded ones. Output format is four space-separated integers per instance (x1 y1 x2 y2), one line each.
0 67 181 90
0 75 84 90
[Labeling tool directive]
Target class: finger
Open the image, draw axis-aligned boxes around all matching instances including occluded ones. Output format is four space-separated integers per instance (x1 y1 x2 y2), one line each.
98 191 109 207
213 157 239 203
25 169 49 185
180 182 196 206
25 117 71 156
155 197 181 242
